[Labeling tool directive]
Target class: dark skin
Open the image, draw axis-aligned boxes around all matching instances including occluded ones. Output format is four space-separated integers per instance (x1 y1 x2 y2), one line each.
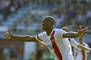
4 17 88 42
61 27 91 51
61 27 91 60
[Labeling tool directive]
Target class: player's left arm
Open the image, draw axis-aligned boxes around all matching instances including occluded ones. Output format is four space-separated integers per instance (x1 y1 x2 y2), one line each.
71 44 91 51
71 40 91 51
78 37 91 51
63 26 88 38
77 44 91 51
63 32 78 38
70 38 91 51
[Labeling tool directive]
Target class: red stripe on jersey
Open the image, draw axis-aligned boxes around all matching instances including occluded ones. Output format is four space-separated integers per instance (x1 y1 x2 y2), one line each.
68 38 71 44
82 44 85 60
68 38 71 42
50 31 63 60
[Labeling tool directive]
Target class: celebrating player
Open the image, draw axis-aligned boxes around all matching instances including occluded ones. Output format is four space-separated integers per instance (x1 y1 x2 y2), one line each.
5 16 89 60
61 26 91 60
74 37 90 60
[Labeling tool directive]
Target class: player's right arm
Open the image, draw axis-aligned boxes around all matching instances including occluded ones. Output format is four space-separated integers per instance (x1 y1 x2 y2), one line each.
4 31 39 42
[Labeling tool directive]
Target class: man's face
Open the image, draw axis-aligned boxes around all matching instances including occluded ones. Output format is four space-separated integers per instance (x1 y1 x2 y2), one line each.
42 17 56 31
42 21 54 31
42 22 48 31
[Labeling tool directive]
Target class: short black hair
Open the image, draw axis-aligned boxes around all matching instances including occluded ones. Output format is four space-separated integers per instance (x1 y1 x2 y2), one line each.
42 16 56 25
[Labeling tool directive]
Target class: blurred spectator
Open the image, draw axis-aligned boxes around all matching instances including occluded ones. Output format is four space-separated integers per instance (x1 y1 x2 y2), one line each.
87 10 91 18
1 0 10 8
61 6 72 26
0 14 3 24
3 0 14 20
55 14 64 28
80 1 88 26
0 49 4 60
68 6 77 26
76 13 83 25
87 10 91 25
10 6 16 13
10 48 17 60
88 52 91 60
16 48 24 60
12 23 18 32
34 43 44 60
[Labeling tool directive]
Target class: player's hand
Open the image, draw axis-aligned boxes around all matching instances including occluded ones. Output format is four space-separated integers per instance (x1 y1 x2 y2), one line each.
78 45 91 51
4 30 12 39
88 48 91 51
78 26 88 37
86 47 91 51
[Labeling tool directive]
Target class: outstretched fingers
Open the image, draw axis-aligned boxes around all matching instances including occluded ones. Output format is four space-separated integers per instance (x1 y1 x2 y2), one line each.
78 26 88 37
81 27 88 35
78 26 82 32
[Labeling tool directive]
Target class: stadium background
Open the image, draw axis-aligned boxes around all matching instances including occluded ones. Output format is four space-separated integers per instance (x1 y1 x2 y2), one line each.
0 0 91 60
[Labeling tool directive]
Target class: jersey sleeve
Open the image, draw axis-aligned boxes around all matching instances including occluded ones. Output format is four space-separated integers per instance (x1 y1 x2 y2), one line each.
70 39 79 46
55 29 67 38
36 32 46 41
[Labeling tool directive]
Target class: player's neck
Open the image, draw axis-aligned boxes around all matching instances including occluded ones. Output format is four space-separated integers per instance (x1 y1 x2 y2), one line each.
46 28 53 36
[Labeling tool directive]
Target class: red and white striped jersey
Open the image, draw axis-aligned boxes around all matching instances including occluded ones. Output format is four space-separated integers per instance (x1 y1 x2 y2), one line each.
74 42 90 60
36 29 74 60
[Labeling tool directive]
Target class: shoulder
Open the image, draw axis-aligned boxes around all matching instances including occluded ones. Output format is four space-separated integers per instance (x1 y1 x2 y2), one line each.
53 29 67 38
39 32 46 36
84 42 89 47
54 29 66 34
70 38 75 42
37 32 47 41
38 31 47 39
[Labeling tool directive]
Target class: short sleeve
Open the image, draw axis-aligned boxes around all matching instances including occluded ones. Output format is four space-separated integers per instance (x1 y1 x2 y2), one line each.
36 32 47 41
55 29 67 38
70 39 79 46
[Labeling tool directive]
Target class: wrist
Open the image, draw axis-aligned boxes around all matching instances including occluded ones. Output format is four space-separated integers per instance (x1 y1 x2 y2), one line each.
75 32 79 37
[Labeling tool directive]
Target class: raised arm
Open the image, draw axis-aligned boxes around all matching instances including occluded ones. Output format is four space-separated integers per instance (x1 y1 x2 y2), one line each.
63 26 88 38
77 44 91 51
77 37 91 51
71 37 91 51
63 32 78 38
4 30 38 42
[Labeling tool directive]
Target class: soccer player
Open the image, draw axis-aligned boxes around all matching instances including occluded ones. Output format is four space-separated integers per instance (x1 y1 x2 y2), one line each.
74 37 90 60
61 26 91 60
5 16 90 60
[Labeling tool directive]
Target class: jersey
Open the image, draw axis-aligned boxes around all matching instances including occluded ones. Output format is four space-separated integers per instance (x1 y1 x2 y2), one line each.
36 29 74 60
69 38 79 47
68 38 80 56
74 42 90 60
